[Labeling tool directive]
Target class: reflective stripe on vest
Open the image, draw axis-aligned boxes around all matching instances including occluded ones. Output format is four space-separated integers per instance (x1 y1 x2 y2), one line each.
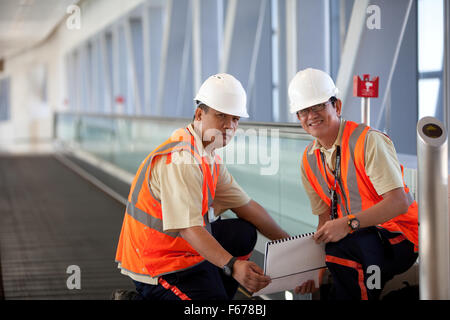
302 120 418 250
115 127 221 277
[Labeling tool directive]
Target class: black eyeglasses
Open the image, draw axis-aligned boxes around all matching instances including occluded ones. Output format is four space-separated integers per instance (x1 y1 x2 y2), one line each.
297 101 331 118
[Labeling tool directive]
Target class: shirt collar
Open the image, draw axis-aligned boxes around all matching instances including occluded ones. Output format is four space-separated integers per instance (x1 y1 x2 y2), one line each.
308 118 345 155
187 123 215 159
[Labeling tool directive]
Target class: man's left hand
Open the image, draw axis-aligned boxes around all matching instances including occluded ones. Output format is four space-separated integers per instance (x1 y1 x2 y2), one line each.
313 218 349 244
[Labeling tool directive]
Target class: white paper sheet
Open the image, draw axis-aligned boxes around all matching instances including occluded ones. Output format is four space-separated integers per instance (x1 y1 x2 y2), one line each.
253 233 326 296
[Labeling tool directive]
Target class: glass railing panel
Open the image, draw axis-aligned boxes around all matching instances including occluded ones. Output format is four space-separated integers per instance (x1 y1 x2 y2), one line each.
217 129 316 235
403 168 417 200
55 113 78 142
55 113 419 238
72 115 186 174
78 115 115 163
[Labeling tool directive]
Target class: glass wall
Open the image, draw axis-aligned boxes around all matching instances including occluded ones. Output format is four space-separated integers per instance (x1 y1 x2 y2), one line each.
55 112 316 235
64 0 336 123
62 0 450 158
55 112 418 237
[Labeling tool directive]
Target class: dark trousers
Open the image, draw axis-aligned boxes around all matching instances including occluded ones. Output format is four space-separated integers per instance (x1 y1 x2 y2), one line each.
132 218 257 300
324 227 418 300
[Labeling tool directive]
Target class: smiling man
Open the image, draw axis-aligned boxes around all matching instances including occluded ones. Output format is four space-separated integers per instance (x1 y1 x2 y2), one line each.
113 73 289 300
289 68 418 300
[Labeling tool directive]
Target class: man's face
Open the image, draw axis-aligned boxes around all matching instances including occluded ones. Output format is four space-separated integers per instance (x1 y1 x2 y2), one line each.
297 100 341 140
194 106 240 150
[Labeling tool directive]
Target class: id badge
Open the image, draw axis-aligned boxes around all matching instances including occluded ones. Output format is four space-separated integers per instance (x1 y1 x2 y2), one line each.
330 190 338 220
208 207 218 223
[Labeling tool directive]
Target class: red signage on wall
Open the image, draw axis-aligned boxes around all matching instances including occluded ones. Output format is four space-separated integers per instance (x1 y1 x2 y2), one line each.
115 96 125 104
353 74 379 98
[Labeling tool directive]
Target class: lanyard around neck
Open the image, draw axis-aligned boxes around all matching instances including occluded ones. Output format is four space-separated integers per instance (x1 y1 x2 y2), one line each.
320 145 341 192
320 146 341 220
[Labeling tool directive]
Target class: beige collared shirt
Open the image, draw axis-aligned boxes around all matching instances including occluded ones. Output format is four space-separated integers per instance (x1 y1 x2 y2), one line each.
153 124 251 230
120 123 251 284
301 118 404 215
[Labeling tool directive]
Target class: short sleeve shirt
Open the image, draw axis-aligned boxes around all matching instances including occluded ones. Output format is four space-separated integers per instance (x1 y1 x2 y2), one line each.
300 119 404 215
150 124 251 231
119 124 251 284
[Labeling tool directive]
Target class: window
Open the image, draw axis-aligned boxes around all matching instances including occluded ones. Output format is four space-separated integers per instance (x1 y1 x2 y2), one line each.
0 77 10 121
225 0 273 122
104 31 114 113
130 17 145 115
418 0 444 121
118 24 132 114
94 37 105 113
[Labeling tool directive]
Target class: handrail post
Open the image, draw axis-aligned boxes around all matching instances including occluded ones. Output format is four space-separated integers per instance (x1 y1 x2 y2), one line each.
417 116 449 300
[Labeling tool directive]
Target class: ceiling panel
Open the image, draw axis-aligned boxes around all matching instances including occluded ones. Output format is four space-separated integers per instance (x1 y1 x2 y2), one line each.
0 0 78 59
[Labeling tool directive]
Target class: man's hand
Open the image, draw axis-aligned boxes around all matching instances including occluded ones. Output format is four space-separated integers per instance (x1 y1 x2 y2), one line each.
232 260 271 293
294 268 326 295
313 217 349 244
294 280 317 295
180 226 271 293
313 188 411 245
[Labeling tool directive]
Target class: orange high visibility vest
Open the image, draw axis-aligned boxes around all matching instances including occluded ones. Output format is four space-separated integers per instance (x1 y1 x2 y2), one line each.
302 120 418 251
115 127 220 278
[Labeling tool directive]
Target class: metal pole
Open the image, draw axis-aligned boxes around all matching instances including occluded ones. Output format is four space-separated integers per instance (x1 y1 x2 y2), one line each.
417 116 449 300
247 0 267 118
361 97 370 125
220 0 237 73
285 0 297 122
374 0 413 129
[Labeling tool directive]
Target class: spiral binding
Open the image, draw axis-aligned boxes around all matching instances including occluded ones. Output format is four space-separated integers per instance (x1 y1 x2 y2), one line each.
268 232 315 245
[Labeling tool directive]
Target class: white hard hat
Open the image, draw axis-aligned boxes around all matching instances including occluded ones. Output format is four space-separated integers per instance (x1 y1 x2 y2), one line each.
288 68 339 113
194 73 249 118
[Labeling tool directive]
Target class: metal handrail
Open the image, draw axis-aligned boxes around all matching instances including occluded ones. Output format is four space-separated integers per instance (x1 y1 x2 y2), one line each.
54 111 313 140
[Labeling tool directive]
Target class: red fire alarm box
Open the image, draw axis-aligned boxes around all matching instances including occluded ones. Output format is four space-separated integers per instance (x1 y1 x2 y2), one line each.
115 96 125 104
353 74 379 98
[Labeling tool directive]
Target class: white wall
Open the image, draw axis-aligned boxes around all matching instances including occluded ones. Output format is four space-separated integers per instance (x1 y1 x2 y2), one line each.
0 0 146 145
3 31 61 143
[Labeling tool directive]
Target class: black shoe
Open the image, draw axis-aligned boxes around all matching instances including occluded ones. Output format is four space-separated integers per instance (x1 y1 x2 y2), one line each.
111 289 139 300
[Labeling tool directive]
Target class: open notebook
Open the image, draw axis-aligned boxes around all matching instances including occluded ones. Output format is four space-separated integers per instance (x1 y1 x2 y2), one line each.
253 232 326 296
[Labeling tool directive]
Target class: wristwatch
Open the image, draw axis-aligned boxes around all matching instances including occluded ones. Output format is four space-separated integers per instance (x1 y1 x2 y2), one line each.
347 214 360 233
223 257 237 277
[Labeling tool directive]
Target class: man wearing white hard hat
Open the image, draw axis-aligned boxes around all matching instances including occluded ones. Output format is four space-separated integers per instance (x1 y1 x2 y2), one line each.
289 68 418 300
114 73 289 300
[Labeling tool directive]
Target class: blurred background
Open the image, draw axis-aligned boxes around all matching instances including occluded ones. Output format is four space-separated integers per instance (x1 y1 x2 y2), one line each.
0 0 448 300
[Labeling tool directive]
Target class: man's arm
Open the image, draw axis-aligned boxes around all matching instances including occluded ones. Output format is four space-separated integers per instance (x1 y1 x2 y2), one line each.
317 208 331 229
313 187 410 243
231 200 290 240
315 131 410 244
295 188 409 294
179 226 271 293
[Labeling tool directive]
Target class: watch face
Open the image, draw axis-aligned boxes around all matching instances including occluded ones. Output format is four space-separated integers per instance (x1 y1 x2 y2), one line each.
351 219 359 229
223 266 231 276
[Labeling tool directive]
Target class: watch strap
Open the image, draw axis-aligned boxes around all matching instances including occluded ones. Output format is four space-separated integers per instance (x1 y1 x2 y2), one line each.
224 257 237 276
226 256 237 268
